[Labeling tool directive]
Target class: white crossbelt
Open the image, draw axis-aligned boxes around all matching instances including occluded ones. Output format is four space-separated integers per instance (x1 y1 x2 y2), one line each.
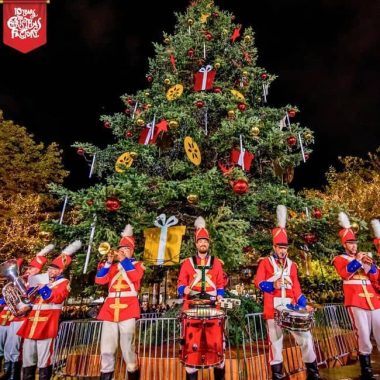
343 280 371 285
108 291 137 298
32 304 63 311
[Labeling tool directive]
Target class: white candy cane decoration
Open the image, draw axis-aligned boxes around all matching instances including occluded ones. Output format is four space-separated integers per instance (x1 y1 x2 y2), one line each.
131 101 138 120
83 214 97 274
298 132 306 162
262 83 269 103
305 207 309 219
59 195 69 225
204 108 208 135
89 153 96 178
203 42 206 59
238 134 246 171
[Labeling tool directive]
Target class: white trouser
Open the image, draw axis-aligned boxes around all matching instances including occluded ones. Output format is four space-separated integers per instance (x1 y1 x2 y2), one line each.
4 321 23 362
100 319 138 373
347 306 380 355
266 319 316 365
0 325 8 357
22 338 54 368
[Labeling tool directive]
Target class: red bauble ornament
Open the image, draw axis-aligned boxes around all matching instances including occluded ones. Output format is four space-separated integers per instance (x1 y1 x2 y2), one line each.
195 100 205 108
312 208 322 219
125 131 133 138
86 199 94 206
198 58 205 67
212 12 219 18
104 121 111 129
105 197 121 212
304 232 317 245
304 153 310 160
76 148 85 156
288 109 297 118
287 136 297 146
124 108 131 115
187 48 195 58
204 32 213 41
238 103 247 112
127 98 135 105
146 75 153 83
213 87 222 94
231 15 236 21
261 73 268 80
232 179 249 194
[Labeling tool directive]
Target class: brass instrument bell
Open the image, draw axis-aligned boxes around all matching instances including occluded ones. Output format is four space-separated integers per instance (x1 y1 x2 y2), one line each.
98 242 111 255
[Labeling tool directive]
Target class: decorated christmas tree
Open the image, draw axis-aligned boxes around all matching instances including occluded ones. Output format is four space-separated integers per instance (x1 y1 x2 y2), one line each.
48 0 332 296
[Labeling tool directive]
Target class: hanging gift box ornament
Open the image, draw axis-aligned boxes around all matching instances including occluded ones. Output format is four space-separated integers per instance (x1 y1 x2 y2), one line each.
184 136 202 166
115 152 138 173
193 65 216 91
166 84 184 101
138 118 168 145
143 214 186 266
230 149 254 171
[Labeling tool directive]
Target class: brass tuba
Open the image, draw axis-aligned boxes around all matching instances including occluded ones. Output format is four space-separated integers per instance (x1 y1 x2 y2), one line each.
0 259 31 316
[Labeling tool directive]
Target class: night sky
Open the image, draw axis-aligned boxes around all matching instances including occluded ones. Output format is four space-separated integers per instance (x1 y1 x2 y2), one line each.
1 0 379 191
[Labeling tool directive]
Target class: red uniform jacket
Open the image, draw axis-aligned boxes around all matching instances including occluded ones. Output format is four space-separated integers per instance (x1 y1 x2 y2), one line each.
177 255 225 310
333 253 380 310
95 260 144 323
17 277 70 340
0 307 12 327
254 256 303 320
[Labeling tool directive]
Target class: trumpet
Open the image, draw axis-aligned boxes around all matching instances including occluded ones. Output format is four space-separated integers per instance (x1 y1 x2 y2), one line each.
98 242 115 262
358 252 374 265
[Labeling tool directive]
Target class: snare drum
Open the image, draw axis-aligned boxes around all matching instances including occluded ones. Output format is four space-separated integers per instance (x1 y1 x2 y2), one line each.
274 306 314 332
180 305 225 368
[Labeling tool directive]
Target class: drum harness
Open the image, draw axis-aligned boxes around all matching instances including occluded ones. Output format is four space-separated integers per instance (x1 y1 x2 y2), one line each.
190 256 215 300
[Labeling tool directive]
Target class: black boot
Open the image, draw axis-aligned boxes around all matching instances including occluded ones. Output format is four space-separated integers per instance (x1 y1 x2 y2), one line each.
0 362 10 380
22 366 36 380
100 372 114 380
359 354 375 380
214 367 225 380
271 363 285 380
38 366 52 380
8 362 20 380
305 361 322 380
127 369 140 380
185 372 197 380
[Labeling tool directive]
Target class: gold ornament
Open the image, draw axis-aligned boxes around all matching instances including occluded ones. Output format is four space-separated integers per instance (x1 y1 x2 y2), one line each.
227 110 236 119
136 118 145 127
304 132 313 141
164 37 170 44
166 84 184 101
222 28 229 35
144 91 150 97
39 231 52 242
214 61 221 69
164 78 171 85
115 152 136 173
200 13 210 23
187 194 199 204
169 120 179 129
244 35 252 43
280 189 287 195
184 136 202 166
351 222 360 233
187 18 194 26
242 70 249 77
230 89 245 102
250 126 260 136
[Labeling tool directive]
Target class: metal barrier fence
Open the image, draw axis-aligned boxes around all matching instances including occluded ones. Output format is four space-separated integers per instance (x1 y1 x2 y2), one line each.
53 304 357 380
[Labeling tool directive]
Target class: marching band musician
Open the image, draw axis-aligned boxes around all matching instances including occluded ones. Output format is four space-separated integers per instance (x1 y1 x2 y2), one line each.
177 216 226 380
17 240 81 380
0 259 23 380
95 224 144 380
333 213 380 380
254 205 321 380
1 245 54 380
